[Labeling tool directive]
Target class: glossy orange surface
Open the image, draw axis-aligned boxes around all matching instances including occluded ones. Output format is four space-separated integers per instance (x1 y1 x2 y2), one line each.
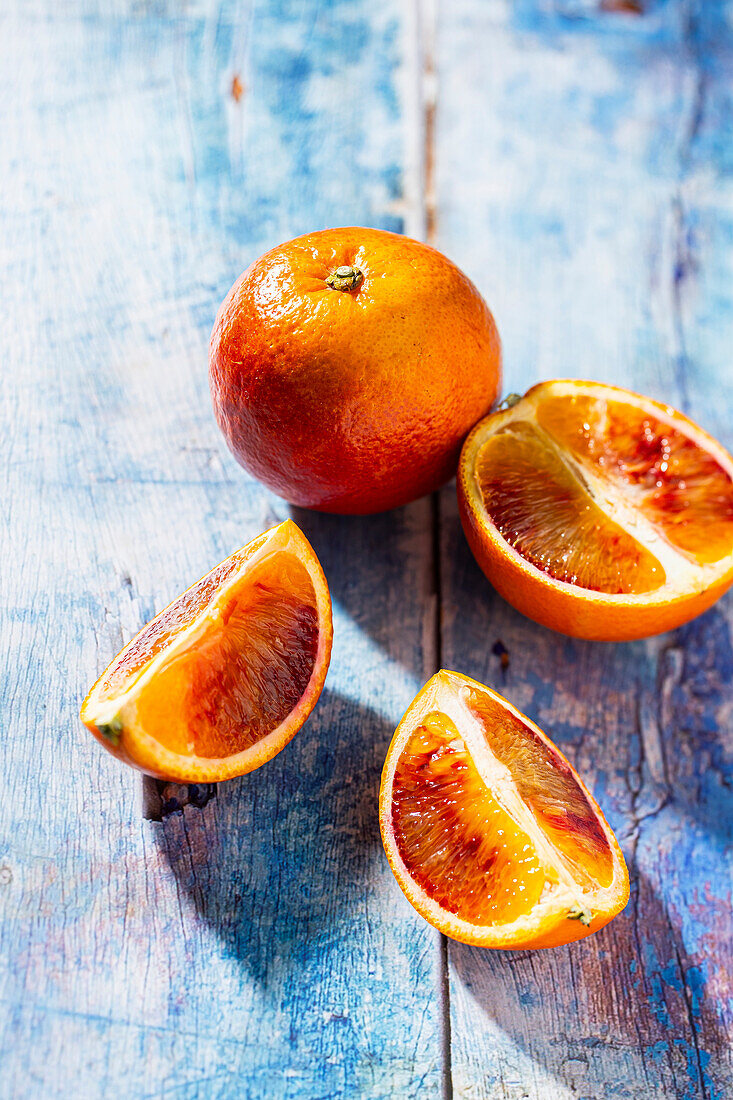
458 380 733 640
81 521 332 782
209 227 501 513
380 671 629 948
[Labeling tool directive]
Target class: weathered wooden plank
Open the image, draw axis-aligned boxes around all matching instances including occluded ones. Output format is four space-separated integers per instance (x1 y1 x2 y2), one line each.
0 2 444 1096
435 2 733 1098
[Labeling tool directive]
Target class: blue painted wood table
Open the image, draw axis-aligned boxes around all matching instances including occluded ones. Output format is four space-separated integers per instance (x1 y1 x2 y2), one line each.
2 2 731 1097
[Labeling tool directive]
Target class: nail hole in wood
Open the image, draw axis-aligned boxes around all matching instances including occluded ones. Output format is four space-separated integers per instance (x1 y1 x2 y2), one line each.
142 775 217 821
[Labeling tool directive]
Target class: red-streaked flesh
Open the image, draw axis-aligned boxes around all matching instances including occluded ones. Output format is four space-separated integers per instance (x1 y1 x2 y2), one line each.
537 394 733 565
391 712 547 926
132 552 319 757
465 688 614 890
475 422 664 594
98 536 268 703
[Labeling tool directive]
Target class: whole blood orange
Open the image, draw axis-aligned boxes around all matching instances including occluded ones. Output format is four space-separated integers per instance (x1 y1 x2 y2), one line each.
458 380 733 641
209 227 501 514
80 521 332 782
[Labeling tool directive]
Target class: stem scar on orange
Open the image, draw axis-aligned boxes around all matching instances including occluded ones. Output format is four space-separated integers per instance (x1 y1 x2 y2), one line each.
380 671 629 949
80 521 332 783
458 380 733 641
209 227 502 514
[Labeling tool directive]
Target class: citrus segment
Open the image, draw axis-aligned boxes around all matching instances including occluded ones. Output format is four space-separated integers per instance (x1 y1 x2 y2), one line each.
81 521 332 782
537 394 733 565
458 380 733 640
95 535 268 705
475 422 664 594
132 554 319 758
391 712 547 926
464 687 614 890
380 671 629 949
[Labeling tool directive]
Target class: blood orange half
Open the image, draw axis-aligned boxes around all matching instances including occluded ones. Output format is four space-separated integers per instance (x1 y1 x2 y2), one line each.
380 671 629 949
458 380 733 640
81 521 332 782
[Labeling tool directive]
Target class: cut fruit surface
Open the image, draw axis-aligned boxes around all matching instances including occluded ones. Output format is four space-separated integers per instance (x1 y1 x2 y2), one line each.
81 521 332 782
380 671 629 949
474 421 664 595
458 380 733 640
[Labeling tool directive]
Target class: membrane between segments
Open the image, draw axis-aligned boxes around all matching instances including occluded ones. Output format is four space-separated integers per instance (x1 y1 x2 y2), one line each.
537 393 733 566
476 421 665 594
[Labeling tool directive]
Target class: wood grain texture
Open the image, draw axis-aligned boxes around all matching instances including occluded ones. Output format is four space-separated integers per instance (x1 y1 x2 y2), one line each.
0 2 442 1097
435 1 733 1097
2 0 732 1097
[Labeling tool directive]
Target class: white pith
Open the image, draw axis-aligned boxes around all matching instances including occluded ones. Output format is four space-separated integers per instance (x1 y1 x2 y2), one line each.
383 671 626 944
465 380 733 603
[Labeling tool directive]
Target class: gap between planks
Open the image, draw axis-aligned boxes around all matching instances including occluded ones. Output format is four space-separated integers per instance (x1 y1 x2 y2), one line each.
416 0 454 1096
139 0 454 1092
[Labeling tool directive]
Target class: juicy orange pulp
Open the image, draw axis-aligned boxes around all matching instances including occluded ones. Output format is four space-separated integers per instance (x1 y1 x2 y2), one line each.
535 394 733 566
458 381 733 639
479 396 733 594
476 422 664 594
81 521 332 782
392 714 549 926
381 672 629 948
132 553 319 758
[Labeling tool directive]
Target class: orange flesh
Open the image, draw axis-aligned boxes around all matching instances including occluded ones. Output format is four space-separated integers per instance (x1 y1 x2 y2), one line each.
131 552 318 758
391 712 546 926
390 692 615 927
476 422 664 594
465 689 613 889
537 394 733 566
98 535 268 703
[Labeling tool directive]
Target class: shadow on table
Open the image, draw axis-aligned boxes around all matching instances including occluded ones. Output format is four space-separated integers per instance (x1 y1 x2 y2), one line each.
151 492 731 1091
152 499 436 997
446 868 727 1097
153 687 393 987
438 490 733 846
289 501 434 670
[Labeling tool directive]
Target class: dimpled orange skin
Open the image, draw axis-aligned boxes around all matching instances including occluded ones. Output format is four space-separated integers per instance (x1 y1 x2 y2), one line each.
209 227 502 514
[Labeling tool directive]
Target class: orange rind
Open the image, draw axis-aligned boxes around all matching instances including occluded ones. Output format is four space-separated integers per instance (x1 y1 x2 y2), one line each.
380 671 629 949
458 380 733 640
81 521 332 782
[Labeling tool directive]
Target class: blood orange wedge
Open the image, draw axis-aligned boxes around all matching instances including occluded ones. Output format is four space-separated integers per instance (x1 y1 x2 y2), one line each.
379 671 629 949
80 521 332 782
458 380 733 640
